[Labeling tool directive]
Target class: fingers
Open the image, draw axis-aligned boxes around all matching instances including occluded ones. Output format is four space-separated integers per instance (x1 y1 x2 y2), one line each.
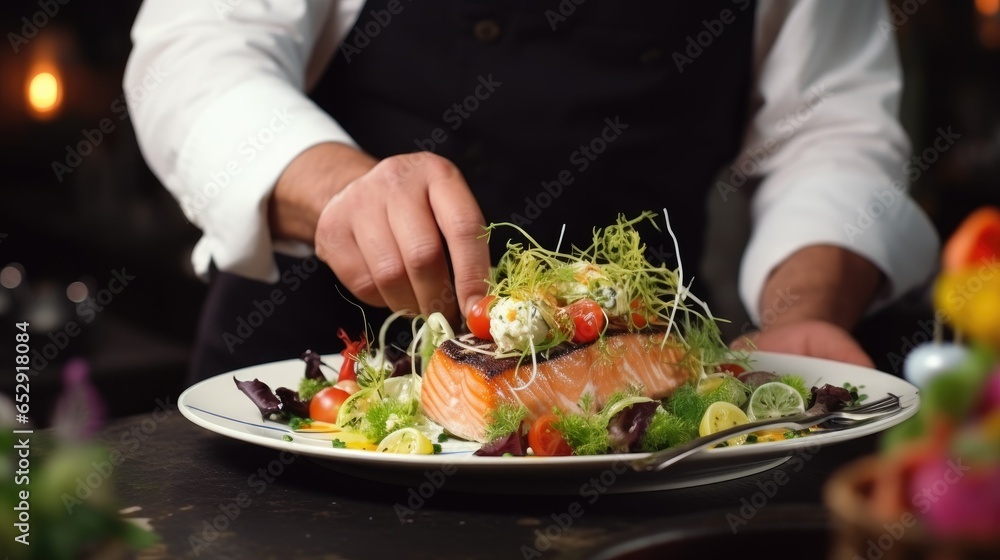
314 153 490 323
731 321 874 368
354 209 424 314
425 160 491 317
387 190 454 317
729 331 757 352
314 186 386 308
808 333 874 368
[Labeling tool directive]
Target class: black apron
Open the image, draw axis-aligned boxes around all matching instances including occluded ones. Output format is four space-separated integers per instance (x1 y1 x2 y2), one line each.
189 0 756 382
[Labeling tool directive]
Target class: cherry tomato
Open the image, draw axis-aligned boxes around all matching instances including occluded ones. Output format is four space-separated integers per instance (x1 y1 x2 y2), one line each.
565 298 606 344
467 295 495 340
717 363 746 376
630 299 648 329
309 387 351 423
528 414 573 456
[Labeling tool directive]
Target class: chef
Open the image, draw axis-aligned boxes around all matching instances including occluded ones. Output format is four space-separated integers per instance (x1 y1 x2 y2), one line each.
124 0 939 381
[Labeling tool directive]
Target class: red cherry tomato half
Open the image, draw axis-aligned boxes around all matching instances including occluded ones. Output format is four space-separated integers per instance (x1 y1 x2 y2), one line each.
565 299 606 344
528 414 573 456
467 295 495 340
717 363 747 376
309 387 351 423
630 299 648 329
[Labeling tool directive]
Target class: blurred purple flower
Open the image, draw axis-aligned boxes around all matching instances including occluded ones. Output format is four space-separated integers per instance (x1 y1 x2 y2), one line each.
51 358 106 440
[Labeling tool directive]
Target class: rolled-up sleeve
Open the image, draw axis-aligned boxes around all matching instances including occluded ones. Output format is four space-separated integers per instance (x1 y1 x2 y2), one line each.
737 0 940 324
124 0 359 282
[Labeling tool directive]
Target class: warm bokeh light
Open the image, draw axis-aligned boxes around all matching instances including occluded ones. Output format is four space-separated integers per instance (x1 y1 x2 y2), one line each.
27 71 60 114
66 281 89 303
0 266 23 290
977 0 1000 16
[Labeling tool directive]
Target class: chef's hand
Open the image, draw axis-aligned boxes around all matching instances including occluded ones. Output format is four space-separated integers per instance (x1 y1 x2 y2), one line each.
729 245 880 368
731 320 874 368
270 143 491 325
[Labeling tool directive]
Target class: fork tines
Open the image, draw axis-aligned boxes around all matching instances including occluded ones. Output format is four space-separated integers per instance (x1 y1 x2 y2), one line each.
849 393 901 412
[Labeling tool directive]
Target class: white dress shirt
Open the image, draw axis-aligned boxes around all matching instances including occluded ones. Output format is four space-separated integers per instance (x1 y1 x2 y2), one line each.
124 0 939 324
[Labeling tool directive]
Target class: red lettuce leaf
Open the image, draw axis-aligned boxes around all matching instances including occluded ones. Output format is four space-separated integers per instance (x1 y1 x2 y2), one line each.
234 377 282 418
810 384 853 412
607 401 659 453
275 386 310 418
474 424 528 456
300 349 328 381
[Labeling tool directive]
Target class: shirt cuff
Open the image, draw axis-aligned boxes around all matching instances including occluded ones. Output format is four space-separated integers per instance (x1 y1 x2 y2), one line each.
738 171 939 325
178 78 355 283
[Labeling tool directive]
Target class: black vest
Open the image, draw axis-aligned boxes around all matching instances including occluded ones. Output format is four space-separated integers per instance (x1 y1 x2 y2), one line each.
314 0 756 266
189 1 758 381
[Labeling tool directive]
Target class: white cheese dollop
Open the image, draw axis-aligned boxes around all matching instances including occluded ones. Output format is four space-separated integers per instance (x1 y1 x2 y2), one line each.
488 298 550 353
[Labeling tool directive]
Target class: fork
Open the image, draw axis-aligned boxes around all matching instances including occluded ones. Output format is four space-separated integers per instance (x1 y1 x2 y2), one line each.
630 393 905 472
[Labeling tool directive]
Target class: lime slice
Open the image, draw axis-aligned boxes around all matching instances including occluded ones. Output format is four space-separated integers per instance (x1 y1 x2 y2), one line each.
697 373 748 408
376 427 435 454
696 374 726 395
699 401 750 446
335 387 375 428
382 374 422 401
747 382 805 422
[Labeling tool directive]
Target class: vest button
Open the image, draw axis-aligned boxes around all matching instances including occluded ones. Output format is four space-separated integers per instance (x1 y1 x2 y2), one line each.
473 20 501 43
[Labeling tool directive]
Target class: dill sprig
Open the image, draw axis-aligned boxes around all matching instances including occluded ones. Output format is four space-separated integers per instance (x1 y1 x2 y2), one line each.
298 377 332 401
360 398 419 443
484 403 528 442
665 384 710 427
552 408 609 456
639 410 697 452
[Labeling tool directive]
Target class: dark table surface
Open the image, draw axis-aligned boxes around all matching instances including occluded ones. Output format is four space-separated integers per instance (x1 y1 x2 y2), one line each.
84 408 882 560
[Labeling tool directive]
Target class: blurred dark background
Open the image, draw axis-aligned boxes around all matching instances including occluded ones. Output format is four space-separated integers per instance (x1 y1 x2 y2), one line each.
1 0 999 426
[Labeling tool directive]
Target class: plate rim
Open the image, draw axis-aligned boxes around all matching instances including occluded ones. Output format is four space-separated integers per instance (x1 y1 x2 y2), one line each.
179 350 920 471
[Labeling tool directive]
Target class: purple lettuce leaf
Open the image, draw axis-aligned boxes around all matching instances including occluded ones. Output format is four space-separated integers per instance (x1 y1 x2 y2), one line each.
275 387 310 418
300 349 328 381
385 345 416 378
810 384 854 413
474 424 529 456
607 401 659 453
233 377 282 418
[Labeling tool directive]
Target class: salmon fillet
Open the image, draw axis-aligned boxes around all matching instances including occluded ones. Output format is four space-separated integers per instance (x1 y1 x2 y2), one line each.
421 332 696 442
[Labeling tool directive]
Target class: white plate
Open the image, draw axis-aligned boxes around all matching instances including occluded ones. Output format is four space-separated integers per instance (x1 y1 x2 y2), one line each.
179 351 919 494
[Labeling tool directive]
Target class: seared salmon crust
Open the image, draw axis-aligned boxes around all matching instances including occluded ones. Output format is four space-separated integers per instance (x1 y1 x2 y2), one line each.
421 332 695 442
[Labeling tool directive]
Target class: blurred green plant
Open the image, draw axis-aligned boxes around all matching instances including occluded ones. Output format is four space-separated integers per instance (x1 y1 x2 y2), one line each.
0 359 157 559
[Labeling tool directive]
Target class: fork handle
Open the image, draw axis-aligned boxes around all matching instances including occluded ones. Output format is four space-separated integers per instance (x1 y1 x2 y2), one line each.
630 412 827 472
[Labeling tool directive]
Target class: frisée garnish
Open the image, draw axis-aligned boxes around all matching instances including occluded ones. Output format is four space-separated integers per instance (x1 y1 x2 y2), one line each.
455 211 742 380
